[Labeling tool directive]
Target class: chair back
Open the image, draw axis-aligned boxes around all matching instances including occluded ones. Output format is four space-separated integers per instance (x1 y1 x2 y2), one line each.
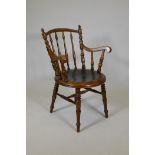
41 25 86 79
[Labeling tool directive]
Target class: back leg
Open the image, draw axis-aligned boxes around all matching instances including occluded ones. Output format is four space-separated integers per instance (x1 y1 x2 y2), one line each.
101 83 108 118
50 82 59 113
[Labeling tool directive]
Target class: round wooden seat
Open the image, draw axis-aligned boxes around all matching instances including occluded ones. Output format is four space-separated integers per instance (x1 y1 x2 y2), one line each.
59 69 106 88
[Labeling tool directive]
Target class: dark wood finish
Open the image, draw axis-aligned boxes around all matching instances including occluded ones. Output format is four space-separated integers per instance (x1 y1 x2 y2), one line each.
41 25 112 132
57 93 75 104
75 88 81 132
91 51 94 71
101 83 108 118
50 82 59 113
70 32 77 69
58 69 106 88
55 32 61 56
62 32 70 70
97 51 105 73
85 88 101 94
46 28 78 35
67 89 88 98
78 25 86 70
41 28 61 77
49 34 55 53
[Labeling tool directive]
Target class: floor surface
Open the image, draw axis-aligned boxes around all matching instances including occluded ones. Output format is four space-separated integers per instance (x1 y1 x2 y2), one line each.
27 78 128 155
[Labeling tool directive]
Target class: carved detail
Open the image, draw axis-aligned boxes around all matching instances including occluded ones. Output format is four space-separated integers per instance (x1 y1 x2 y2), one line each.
54 32 67 81
41 28 61 77
101 83 108 118
70 32 77 70
59 55 68 81
49 34 55 53
62 32 70 70
78 25 85 70
50 57 61 77
55 32 61 56
41 28 52 53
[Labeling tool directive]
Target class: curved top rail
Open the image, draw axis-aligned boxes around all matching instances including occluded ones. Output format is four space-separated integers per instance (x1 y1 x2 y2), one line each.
45 28 78 35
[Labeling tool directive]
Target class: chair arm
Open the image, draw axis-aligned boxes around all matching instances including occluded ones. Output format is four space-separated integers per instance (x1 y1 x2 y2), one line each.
82 44 112 72
82 44 112 53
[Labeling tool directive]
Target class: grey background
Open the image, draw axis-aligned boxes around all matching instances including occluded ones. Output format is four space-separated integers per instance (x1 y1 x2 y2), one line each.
27 0 129 155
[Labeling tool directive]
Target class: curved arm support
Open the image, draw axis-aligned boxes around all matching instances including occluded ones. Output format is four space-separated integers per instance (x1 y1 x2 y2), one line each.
82 44 112 72
82 44 112 53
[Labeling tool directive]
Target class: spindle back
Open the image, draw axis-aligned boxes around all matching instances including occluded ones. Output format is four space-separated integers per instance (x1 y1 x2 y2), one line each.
42 25 107 81
41 26 85 79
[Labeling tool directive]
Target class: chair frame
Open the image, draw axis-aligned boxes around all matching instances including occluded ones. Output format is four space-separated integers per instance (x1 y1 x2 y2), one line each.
41 25 112 132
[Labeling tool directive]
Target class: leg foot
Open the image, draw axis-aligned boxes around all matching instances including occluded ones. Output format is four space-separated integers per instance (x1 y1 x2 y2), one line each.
50 82 59 113
101 83 108 118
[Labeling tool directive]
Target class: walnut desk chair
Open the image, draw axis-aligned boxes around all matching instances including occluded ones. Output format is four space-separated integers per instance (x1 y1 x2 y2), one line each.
41 25 112 132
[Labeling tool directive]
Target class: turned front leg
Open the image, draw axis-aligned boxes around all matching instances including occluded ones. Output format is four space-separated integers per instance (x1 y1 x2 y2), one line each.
75 88 81 132
101 83 108 118
50 82 59 113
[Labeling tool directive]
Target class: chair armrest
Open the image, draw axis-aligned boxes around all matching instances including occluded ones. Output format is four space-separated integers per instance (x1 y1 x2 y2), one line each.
82 44 112 72
82 44 112 53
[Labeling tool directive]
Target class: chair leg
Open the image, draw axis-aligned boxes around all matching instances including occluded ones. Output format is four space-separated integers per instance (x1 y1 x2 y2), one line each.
50 82 59 113
75 88 81 132
101 83 108 118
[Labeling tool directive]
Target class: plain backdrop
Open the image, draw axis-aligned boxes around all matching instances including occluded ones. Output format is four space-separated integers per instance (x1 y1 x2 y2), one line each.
27 0 129 155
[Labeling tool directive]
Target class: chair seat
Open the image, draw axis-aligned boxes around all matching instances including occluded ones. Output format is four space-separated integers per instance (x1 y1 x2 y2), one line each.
59 69 106 88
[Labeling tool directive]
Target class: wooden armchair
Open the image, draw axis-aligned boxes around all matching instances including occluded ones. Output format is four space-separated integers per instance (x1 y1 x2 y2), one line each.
41 25 112 132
